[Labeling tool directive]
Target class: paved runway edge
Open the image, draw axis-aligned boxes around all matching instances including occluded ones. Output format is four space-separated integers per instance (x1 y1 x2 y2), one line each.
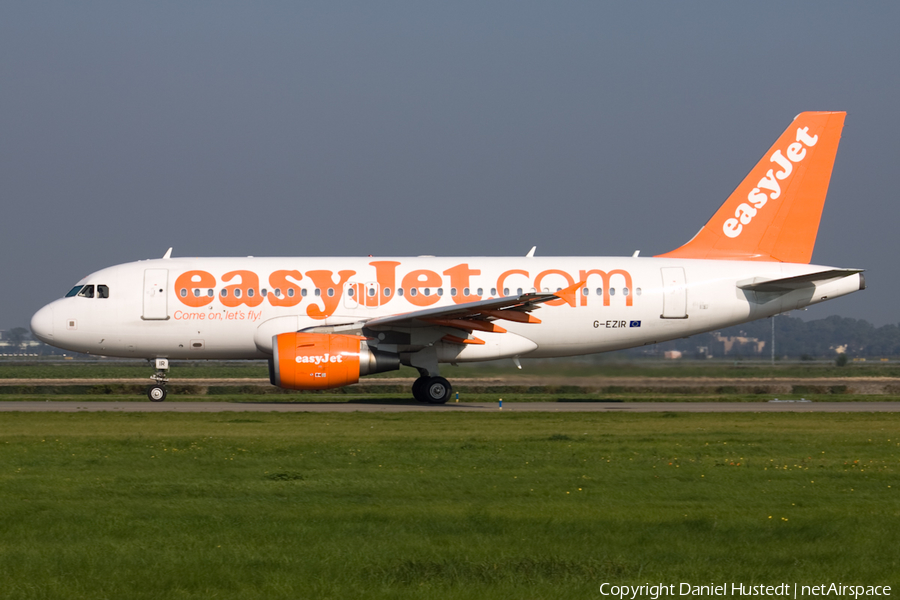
3 401 900 413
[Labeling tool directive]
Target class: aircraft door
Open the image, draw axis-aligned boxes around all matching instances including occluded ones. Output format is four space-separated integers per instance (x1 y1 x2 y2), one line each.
660 267 688 319
142 269 169 320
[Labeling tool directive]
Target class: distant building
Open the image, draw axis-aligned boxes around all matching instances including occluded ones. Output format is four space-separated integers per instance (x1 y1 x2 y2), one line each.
714 333 766 355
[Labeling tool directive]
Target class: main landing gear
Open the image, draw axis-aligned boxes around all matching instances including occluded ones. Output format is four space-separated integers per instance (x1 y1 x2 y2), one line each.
412 375 452 404
147 358 169 402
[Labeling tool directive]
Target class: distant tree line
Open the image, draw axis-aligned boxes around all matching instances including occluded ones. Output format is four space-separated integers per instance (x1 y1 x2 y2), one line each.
628 315 900 359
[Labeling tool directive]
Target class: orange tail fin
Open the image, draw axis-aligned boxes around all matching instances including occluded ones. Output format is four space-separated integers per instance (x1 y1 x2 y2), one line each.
657 111 846 263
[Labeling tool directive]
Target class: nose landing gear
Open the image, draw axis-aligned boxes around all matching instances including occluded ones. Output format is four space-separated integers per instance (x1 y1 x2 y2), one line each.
147 358 169 402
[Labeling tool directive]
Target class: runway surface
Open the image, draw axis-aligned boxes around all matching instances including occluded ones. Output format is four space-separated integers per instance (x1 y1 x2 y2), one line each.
3 401 900 413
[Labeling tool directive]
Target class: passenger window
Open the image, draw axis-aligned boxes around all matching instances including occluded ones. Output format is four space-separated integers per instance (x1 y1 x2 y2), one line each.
261 289 268 297
368 287 375 297
477 288 483 296
462 287 469 296
347 288 355 297
623 287 629 296
97 285 109 298
437 288 444 296
314 289 321 297
384 288 392 297
288 289 294 297
66 286 83 297
221 289 228 297
207 289 213 297
180 288 188 298
503 288 509 296
410 288 418 297
274 289 282 297
77 285 95 298
397 288 404 297
247 289 255 298
193 289 200 297
596 288 603 296
327 288 334 297
582 288 589 296
516 288 523 295
636 288 642 296
423 288 430 296
609 288 616 296
234 289 242 298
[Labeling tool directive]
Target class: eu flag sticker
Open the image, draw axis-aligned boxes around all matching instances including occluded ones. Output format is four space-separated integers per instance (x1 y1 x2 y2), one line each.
629 320 641 328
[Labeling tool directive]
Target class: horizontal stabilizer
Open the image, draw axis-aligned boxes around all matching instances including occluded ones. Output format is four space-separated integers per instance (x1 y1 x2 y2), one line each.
737 269 863 293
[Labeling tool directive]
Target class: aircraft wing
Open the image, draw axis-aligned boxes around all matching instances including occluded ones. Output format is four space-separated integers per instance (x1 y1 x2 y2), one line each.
364 281 582 329
737 269 864 293
348 281 584 344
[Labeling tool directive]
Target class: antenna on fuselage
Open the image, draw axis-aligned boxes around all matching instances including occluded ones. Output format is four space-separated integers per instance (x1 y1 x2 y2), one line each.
162 247 173 259
526 246 536 258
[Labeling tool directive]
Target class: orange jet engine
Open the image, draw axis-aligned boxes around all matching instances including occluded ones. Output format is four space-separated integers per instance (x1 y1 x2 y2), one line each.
270 332 399 391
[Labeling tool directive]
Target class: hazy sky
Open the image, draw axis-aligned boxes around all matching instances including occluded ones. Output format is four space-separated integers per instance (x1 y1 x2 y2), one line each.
2 2 898 330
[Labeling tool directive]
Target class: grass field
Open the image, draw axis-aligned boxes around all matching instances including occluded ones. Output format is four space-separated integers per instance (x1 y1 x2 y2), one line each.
3 358 900 380
0 392 895 403
1 412 898 599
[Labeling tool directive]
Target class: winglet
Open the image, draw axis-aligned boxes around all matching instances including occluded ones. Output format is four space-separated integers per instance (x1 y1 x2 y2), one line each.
552 280 587 307
657 112 846 264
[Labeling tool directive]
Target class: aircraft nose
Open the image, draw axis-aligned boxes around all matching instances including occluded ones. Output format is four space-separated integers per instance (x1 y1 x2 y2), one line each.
30 304 55 343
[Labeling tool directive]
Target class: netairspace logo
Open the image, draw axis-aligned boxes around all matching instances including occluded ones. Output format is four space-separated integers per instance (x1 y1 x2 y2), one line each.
598 582 891 599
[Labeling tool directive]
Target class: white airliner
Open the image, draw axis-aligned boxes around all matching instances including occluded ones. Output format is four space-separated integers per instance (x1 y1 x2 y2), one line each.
31 112 864 403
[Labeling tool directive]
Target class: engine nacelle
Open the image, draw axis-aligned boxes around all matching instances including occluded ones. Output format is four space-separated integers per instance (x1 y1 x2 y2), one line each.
270 332 399 390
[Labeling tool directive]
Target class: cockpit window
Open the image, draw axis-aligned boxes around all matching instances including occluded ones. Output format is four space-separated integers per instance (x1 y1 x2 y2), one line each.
66 286 83 297
77 284 95 298
97 285 109 298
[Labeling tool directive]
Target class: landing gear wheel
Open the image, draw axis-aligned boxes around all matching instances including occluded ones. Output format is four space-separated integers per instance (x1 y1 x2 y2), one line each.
147 385 167 402
423 376 452 404
412 377 429 402
148 358 169 402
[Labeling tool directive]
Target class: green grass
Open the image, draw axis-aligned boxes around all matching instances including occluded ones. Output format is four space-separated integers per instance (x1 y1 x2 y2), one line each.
0 360 272 379
1 412 898 599
3 359 900 380
0 392 896 403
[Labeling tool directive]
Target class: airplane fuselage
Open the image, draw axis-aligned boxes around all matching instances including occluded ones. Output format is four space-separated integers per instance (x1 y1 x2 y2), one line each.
31 256 863 361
